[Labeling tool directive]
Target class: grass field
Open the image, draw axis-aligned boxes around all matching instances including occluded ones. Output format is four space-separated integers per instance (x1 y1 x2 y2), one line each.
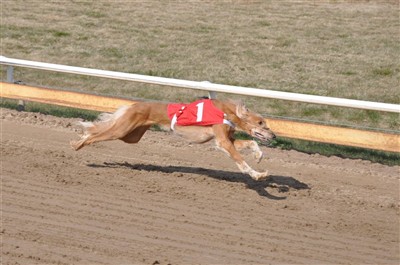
1 0 399 130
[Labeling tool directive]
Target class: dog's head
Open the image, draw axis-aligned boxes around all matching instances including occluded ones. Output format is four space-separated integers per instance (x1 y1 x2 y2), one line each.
235 102 276 143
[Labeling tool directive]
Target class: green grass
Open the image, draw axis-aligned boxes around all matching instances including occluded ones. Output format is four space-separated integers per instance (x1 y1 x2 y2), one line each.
51 30 70 38
270 138 400 166
234 131 400 166
0 99 99 121
372 67 394 77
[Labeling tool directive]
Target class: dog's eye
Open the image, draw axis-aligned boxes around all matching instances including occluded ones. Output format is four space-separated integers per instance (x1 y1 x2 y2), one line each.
258 121 264 126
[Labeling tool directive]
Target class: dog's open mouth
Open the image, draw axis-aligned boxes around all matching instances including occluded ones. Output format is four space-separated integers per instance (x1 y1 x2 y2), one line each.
252 131 276 143
253 132 269 142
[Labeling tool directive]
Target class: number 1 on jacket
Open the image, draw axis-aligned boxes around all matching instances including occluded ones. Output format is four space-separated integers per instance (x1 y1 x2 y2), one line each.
196 102 204 122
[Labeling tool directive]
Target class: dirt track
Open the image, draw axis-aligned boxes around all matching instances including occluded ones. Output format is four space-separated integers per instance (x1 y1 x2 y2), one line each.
1 108 399 265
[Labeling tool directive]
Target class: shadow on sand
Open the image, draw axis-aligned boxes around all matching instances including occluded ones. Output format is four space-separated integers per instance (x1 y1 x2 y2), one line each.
88 162 310 200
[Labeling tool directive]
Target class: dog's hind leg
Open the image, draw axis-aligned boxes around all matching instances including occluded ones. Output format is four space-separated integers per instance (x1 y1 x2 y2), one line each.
120 125 151 143
72 123 143 150
71 105 146 150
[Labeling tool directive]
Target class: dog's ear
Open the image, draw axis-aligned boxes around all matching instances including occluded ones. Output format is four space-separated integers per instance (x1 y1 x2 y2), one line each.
236 102 249 118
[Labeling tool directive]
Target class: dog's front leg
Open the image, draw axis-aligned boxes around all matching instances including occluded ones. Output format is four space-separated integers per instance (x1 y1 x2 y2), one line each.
233 139 264 163
213 125 268 181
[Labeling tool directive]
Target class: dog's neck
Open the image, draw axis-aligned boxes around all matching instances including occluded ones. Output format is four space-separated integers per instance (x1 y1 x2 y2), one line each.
212 100 242 127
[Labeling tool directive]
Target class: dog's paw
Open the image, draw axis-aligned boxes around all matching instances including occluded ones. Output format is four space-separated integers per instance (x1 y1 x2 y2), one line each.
254 150 264 163
250 170 269 181
70 140 82 151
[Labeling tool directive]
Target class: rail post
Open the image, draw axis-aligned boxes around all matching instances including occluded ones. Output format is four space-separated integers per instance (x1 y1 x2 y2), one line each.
6 65 25 111
202 81 217 99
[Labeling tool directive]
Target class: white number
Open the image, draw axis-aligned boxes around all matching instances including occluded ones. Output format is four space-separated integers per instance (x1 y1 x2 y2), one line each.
196 102 204 122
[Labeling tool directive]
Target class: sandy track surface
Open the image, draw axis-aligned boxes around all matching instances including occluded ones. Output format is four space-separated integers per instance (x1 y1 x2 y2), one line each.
1 108 399 265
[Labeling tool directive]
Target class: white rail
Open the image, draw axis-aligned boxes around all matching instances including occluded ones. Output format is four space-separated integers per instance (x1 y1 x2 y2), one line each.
1 56 399 113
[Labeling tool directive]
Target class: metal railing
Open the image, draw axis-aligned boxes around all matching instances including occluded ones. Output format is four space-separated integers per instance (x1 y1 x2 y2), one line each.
1 56 399 113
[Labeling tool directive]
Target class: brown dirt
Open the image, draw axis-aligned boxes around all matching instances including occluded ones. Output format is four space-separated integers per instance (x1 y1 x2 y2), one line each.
1 108 399 265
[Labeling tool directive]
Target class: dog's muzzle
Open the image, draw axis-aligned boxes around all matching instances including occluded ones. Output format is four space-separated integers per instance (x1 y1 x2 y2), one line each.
252 129 276 143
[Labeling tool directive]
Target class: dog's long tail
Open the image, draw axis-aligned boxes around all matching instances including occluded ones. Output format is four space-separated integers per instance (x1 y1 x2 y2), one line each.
80 106 130 135
70 105 130 150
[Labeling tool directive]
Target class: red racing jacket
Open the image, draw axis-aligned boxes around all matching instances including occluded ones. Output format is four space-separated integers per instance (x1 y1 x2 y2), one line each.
167 99 233 130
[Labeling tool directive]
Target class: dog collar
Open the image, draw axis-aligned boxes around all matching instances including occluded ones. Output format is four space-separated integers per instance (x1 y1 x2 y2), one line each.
223 118 235 128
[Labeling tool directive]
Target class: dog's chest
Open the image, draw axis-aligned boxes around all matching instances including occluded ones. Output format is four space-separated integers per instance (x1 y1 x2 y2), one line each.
167 99 225 127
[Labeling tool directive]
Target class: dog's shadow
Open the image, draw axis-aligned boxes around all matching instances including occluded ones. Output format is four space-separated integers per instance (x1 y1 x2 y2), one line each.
88 162 310 200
